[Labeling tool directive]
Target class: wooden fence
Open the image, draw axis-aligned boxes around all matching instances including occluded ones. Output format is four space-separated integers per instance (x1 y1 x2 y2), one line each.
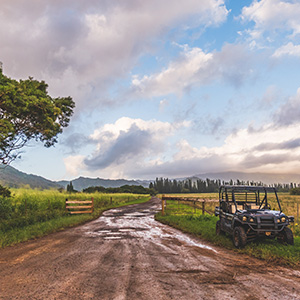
161 195 219 216
65 198 94 214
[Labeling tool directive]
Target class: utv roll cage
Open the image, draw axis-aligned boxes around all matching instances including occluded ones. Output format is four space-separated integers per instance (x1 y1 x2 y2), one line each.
219 185 282 213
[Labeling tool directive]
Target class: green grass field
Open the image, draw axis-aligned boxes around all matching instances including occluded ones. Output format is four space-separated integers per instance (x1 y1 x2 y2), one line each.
156 194 300 267
0 188 150 248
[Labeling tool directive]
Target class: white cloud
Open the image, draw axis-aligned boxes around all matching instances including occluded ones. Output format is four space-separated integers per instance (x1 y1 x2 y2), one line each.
63 117 190 178
131 44 255 98
64 86 300 179
129 122 300 178
273 42 300 58
0 0 228 111
63 155 85 177
241 0 300 37
131 47 213 97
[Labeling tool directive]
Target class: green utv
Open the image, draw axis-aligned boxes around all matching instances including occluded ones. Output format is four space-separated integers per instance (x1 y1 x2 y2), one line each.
215 185 294 248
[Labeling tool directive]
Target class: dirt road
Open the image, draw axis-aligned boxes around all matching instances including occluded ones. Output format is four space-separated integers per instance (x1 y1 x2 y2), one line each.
0 197 299 300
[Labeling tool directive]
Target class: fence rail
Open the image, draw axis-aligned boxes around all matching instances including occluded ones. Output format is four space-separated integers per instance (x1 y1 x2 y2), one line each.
65 198 94 214
161 195 219 216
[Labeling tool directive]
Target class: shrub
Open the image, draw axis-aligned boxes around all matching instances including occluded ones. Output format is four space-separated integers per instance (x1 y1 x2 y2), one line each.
0 197 13 219
0 185 11 198
290 187 300 195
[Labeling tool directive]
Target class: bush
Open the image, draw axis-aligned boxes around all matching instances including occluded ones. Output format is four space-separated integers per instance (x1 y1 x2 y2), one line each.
0 197 13 219
290 187 300 195
0 185 11 198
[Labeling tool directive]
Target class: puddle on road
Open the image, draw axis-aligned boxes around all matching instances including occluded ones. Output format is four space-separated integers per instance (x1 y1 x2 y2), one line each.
85 204 216 252
103 236 122 240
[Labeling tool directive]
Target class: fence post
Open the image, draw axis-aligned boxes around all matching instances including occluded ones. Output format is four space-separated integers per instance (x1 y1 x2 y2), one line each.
110 197 112 205
193 201 196 214
92 197 94 213
25 198 27 216
65 198 68 212
202 201 205 215
162 195 165 216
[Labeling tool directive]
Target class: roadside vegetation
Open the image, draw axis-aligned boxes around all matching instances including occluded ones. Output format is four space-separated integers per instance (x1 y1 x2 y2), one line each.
155 194 300 267
0 188 150 248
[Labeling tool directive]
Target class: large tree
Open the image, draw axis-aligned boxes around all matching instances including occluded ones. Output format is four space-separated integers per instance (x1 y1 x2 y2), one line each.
0 64 75 164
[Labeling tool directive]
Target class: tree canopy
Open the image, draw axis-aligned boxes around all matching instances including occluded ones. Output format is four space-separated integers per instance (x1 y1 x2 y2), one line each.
0 65 75 164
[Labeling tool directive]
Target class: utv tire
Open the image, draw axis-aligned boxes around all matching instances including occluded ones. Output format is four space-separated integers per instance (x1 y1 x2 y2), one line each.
216 220 224 236
233 226 247 248
280 227 294 245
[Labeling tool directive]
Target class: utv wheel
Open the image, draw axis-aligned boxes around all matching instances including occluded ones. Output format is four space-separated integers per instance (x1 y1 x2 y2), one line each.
233 226 247 248
280 227 294 245
216 220 223 235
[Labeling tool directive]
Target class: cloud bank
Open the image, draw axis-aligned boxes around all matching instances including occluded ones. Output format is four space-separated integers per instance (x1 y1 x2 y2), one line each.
63 87 300 179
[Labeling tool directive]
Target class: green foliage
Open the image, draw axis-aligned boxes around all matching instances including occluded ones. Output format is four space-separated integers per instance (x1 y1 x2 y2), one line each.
66 181 77 193
0 197 14 219
0 184 11 197
290 187 300 195
83 184 153 194
0 184 12 219
152 177 222 193
0 66 75 164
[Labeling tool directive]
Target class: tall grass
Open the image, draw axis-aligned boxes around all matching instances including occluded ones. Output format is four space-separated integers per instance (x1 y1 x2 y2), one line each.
0 188 150 248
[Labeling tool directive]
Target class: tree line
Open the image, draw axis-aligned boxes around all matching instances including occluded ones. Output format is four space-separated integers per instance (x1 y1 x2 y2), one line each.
149 178 221 194
149 177 300 194
82 184 154 195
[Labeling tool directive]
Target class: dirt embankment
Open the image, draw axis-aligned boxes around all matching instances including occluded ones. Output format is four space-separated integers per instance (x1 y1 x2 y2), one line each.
0 197 299 299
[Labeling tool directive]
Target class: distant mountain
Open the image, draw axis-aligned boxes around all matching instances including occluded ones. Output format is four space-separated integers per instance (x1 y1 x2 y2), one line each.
2 165 299 191
0 165 151 190
57 177 151 191
192 171 300 185
0 165 62 189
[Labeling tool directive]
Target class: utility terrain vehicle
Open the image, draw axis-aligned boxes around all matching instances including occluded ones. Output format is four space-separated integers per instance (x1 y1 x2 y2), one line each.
215 185 294 248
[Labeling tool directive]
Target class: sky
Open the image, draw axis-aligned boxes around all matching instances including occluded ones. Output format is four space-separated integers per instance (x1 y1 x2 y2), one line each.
1 0 300 181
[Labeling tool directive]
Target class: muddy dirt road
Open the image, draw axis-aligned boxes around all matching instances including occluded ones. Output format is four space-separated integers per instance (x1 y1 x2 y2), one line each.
0 197 300 300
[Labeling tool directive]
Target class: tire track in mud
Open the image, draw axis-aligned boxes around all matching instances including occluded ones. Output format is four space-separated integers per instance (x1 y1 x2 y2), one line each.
0 197 299 299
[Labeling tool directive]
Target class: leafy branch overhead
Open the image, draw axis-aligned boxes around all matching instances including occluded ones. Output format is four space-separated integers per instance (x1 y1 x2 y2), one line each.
0 66 75 164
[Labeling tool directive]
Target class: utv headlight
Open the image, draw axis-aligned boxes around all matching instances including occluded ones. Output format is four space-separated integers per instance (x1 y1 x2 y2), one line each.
242 216 247 222
281 217 286 223
249 218 254 222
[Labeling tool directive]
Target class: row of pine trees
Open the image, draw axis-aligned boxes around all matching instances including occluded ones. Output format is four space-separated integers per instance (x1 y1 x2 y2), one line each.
149 177 300 194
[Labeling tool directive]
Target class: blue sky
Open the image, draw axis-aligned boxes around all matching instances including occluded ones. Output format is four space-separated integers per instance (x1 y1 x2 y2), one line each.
1 0 300 181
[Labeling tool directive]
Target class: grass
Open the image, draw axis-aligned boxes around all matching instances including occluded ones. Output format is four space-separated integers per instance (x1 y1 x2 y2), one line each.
155 199 300 267
0 188 150 248
159 192 300 225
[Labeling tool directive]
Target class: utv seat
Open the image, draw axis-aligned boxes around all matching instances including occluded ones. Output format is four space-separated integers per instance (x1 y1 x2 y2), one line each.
230 204 244 213
247 204 260 210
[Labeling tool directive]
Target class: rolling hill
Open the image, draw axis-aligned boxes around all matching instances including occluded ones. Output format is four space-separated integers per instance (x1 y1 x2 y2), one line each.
0 165 61 189
0 165 150 190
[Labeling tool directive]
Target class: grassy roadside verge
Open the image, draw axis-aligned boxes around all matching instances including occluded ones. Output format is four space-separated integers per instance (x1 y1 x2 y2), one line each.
155 202 300 268
0 196 150 248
